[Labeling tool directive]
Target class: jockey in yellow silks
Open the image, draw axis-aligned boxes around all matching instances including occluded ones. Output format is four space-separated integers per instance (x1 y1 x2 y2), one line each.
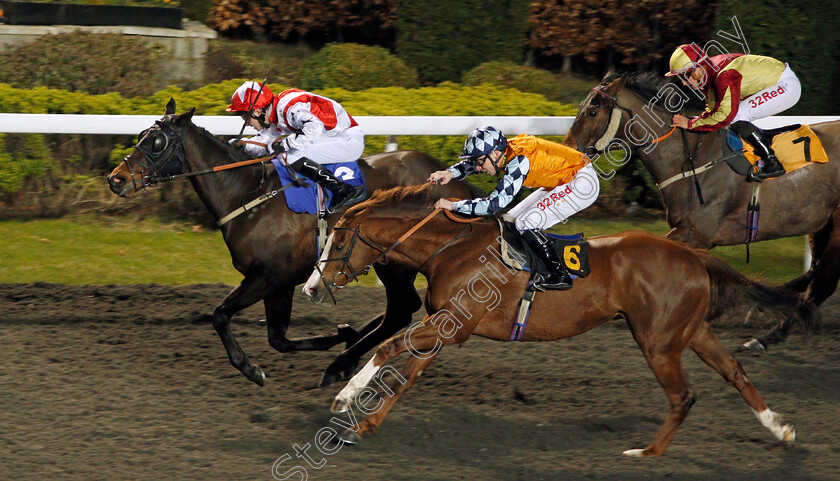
427 126 599 291
666 44 802 180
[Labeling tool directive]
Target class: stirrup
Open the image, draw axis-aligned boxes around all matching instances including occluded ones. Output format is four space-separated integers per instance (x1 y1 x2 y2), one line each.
753 162 785 180
325 185 365 216
532 272 573 291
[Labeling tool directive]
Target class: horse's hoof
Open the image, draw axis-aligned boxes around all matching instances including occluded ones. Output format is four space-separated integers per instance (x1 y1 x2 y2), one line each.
337 324 361 349
782 425 796 443
338 428 362 445
621 448 646 457
739 338 767 353
248 366 266 387
331 397 352 414
319 371 343 388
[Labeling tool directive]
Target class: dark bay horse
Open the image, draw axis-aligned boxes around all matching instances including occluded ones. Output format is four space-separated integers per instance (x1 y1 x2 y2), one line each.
564 72 840 349
303 185 815 456
106 99 482 387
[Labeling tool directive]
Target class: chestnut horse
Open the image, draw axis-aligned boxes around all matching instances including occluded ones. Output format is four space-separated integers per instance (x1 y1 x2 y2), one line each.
564 72 840 351
303 185 816 456
106 99 482 387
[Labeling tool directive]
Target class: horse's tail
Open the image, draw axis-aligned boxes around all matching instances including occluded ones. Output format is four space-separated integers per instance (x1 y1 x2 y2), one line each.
696 250 819 352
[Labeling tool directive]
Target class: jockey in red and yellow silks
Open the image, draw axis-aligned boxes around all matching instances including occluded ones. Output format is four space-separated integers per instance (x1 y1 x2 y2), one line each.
666 44 801 180
227 81 364 215
426 127 600 291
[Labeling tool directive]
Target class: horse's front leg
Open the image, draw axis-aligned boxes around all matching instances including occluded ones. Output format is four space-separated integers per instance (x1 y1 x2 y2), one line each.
212 274 272 386
265 286 360 353
318 264 423 388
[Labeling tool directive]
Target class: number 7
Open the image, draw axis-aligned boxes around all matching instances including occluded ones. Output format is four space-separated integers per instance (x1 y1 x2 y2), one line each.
792 136 812 162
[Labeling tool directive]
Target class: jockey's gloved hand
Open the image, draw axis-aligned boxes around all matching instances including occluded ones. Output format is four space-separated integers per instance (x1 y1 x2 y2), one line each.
228 138 242 147
270 139 287 155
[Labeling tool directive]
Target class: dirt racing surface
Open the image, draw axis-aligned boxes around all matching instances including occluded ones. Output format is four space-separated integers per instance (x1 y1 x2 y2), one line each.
1 282 839 481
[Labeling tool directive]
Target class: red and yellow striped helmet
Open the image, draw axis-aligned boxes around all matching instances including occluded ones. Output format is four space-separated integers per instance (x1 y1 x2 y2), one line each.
665 44 708 77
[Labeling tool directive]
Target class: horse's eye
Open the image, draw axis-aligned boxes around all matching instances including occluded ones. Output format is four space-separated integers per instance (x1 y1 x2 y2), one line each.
588 109 598 117
335 245 344 251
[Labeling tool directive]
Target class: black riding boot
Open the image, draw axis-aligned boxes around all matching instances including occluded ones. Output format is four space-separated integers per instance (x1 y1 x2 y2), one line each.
291 158 364 215
731 121 785 181
520 229 573 291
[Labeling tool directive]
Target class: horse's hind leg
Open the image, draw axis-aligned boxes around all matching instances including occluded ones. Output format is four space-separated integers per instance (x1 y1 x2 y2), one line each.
265 286 358 353
690 321 795 444
318 264 423 387
783 208 839 305
212 274 272 386
336 354 437 444
803 210 840 306
744 211 839 352
330 313 469 443
622 348 696 457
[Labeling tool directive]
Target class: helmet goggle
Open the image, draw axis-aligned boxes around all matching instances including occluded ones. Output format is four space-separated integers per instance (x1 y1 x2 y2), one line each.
238 110 264 122
467 153 493 167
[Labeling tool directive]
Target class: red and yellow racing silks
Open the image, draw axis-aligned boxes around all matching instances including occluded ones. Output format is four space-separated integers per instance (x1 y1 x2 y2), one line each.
502 135 589 189
689 54 786 132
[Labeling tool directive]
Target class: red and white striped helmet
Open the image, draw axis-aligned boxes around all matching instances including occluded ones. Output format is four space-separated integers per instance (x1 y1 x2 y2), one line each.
226 81 274 112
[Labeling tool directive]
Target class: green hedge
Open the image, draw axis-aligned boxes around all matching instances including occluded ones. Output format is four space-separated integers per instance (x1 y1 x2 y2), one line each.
298 43 419 91
462 61 596 105
0 31 164 98
0 80 578 208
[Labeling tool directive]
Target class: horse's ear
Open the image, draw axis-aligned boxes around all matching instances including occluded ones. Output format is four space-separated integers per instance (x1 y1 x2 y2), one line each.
605 74 625 95
165 97 176 115
173 107 196 127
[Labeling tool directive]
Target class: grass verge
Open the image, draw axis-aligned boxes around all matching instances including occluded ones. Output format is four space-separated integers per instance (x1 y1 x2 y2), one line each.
0 216 808 286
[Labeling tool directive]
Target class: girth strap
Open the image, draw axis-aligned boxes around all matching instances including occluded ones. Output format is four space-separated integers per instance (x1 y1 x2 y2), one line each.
509 290 536 341
745 183 762 263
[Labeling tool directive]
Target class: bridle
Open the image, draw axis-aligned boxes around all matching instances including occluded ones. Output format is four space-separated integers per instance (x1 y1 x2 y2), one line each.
312 208 478 304
125 119 187 191
582 87 641 158
586 85 706 202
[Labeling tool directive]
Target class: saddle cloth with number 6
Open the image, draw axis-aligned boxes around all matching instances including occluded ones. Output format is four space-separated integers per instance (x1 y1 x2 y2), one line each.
496 219 590 279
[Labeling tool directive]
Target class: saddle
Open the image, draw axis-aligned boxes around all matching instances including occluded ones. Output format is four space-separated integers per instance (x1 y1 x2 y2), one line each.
722 124 829 178
497 219 590 279
270 158 366 215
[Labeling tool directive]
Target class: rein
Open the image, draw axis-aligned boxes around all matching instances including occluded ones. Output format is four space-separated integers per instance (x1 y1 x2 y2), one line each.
148 154 275 184
128 119 296 225
591 86 713 203
313 205 480 303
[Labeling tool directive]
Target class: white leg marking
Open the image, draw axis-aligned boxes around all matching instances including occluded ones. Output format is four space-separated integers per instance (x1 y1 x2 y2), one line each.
332 357 380 412
303 235 335 295
752 408 796 442
621 449 645 457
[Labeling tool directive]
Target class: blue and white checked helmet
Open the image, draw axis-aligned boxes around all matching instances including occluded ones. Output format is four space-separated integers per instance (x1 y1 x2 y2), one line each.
459 126 507 159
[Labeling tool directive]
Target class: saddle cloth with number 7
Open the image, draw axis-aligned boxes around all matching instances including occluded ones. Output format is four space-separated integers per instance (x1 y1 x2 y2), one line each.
740 124 829 172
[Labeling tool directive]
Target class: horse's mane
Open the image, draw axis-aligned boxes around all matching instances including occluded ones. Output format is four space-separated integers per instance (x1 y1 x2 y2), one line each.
602 70 705 111
345 184 437 221
604 70 670 103
168 113 251 162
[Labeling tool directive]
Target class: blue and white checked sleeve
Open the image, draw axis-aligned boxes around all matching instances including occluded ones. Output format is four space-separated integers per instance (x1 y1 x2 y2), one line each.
451 155 530 216
447 160 477 180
